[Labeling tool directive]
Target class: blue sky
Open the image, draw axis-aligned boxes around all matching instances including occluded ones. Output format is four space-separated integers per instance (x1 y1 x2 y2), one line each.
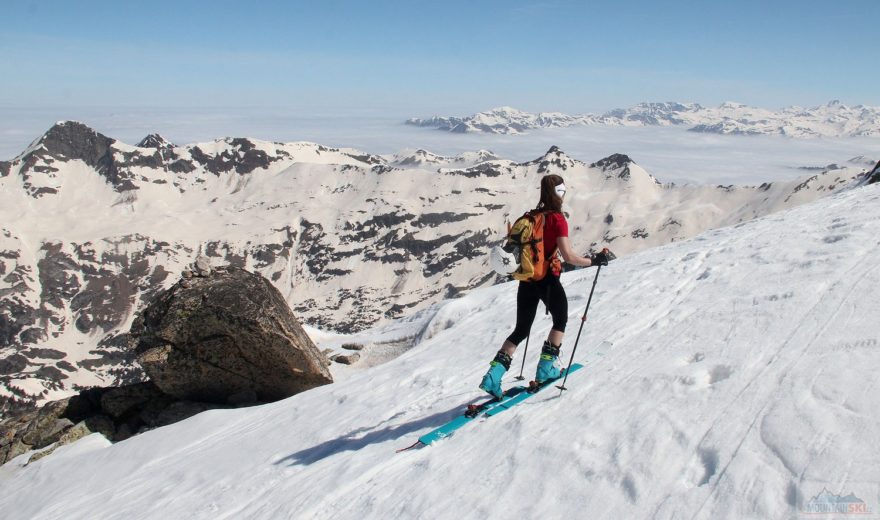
1 0 878 114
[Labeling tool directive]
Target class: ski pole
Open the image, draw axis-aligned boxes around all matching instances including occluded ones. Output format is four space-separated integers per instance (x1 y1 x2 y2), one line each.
515 333 530 380
557 265 602 392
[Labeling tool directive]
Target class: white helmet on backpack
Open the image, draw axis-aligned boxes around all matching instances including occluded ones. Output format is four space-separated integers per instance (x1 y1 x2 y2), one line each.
489 245 518 276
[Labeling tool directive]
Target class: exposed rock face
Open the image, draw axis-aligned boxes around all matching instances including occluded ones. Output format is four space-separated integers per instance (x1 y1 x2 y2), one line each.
331 353 360 365
869 160 880 185
0 381 228 466
136 134 175 149
526 146 578 173
590 153 633 171
130 266 332 403
591 154 638 183
35 121 138 192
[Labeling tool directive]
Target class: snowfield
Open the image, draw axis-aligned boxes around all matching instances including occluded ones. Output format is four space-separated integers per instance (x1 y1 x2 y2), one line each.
1 183 878 519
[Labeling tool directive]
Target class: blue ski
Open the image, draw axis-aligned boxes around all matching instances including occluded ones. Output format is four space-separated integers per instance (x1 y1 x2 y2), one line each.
485 362 583 417
397 363 583 451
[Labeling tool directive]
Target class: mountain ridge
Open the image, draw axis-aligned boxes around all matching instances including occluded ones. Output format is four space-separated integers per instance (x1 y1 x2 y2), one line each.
406 100 880 137
0 122 872 412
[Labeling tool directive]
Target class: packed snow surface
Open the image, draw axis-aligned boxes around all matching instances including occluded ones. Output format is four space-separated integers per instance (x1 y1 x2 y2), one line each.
1 183 878 519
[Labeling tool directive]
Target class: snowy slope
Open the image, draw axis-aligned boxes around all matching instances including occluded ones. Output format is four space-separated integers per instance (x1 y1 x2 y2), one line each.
408 101 880 137
0 122 871 412
1 182 878 519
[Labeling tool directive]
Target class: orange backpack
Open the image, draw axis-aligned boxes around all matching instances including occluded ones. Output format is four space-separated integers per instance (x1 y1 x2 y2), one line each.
505 211 563 282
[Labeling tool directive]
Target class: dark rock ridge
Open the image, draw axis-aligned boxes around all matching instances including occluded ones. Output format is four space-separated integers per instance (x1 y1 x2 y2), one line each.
444 162 509 178
188 138 282 175
136 134 175 149
869 160 880 184
395 149 444 166
31 121 138 193
590 153 634 170
523 146 579 173
130 266 332 403
9 122 372 198
590 153 635 179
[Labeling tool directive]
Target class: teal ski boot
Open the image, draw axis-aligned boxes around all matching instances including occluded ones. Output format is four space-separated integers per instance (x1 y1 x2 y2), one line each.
535 341 562 383
479 350 512 399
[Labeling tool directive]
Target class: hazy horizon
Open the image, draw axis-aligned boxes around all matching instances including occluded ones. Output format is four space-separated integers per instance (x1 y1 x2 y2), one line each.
2 104 878 186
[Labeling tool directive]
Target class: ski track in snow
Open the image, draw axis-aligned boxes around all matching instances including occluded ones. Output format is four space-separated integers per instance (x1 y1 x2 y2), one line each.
1 185 879 519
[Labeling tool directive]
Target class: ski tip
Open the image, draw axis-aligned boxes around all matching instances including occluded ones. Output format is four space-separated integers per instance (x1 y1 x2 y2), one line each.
396 440 425 453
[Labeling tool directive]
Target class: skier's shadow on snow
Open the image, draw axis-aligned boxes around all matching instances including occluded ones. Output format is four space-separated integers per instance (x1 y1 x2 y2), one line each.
273 402 473 466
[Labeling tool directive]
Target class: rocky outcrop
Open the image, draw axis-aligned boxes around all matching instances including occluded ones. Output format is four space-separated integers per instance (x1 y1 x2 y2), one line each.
1 263 334 466
331 353 360 365
36 121 137 192
524 146 579 174
137 134 175 149
130 265 332 403
869 160 880 185
0 381 224 466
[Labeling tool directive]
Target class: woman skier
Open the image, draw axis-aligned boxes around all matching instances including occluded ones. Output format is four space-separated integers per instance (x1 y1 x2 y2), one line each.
480 174 610 398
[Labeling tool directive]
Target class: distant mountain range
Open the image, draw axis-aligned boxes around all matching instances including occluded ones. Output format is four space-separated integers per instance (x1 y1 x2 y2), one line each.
0 121 875 412
406 101 880 138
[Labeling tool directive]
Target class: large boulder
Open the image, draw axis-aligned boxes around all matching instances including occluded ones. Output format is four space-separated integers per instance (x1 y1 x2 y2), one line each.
130 266 332 403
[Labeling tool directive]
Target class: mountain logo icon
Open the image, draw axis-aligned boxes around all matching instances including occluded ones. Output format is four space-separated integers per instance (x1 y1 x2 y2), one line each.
802 487 871 515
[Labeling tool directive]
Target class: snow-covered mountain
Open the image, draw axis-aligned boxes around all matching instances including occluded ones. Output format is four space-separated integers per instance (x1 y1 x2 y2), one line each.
407 100 880 137
0 121 870 412
1 180 877 519
405 106 596 135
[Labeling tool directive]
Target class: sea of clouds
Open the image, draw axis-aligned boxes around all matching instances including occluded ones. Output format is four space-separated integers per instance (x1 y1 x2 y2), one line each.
2 106 878 185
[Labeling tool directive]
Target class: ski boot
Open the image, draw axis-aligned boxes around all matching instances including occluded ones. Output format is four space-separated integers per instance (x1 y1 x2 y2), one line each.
479 350 512 399
535 341 562 384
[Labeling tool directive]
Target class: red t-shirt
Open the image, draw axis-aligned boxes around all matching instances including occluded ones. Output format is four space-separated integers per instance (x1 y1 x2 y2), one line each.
543 211 568 257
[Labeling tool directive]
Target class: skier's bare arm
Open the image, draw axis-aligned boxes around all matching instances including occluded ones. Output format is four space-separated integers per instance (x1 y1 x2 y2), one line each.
556 236 592 267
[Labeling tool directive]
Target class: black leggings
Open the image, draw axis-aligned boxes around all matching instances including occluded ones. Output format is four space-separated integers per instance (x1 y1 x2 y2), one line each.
505 275 568 345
